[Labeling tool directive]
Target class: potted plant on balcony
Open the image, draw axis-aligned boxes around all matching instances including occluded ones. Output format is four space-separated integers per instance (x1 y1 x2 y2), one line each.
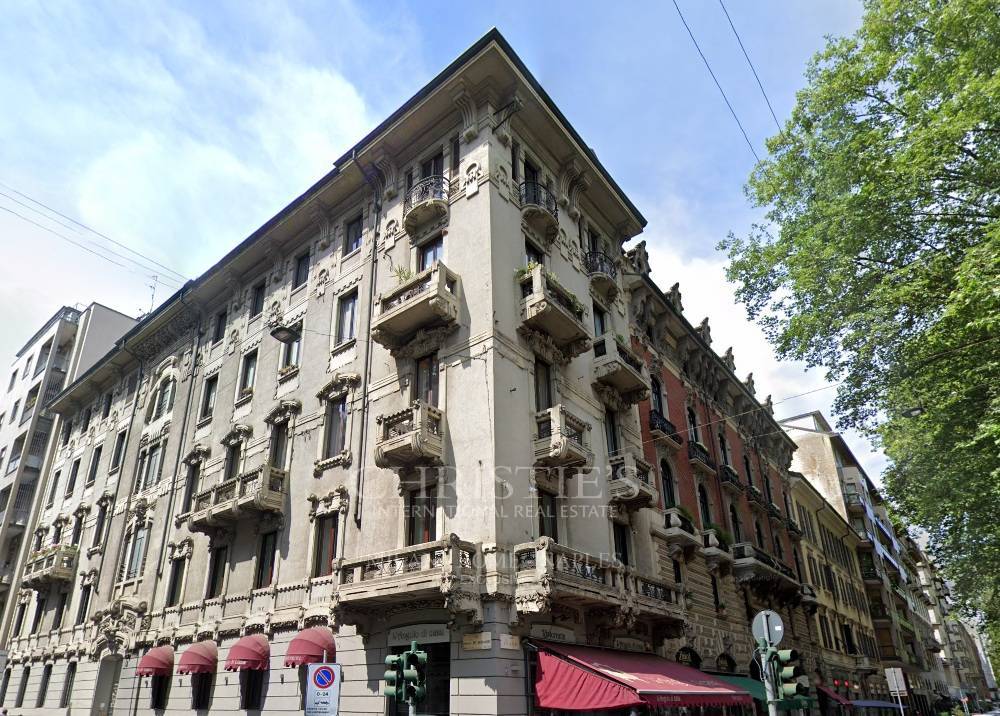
394 266 414 284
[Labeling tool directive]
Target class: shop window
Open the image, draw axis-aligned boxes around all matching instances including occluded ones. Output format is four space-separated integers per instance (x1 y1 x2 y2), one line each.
240 670 265 710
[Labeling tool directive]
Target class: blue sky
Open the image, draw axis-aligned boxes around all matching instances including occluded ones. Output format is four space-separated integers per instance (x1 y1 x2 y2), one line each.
0 1 881 475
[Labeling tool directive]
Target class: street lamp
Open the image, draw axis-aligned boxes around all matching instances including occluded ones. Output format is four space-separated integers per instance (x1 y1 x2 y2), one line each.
270 325 301 344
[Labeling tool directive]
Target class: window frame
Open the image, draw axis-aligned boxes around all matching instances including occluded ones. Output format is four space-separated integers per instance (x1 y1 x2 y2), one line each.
344 215 363 255
312 512 339 578
250 281 267 318
293 252 310 290
335 291 358 345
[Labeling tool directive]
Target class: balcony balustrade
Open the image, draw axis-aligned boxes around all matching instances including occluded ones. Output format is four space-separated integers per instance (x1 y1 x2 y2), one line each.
583 250 618 298
845 492 865 513
732 542 799 593
23 544 78 587
649 409 683 450
719 464 743 493
856 655 878 672
402 175 449 235
656 507 702 557
746 484 767 508
870 603 894 624
800 584 819 611
862 564 885 585
533 405 592 470
767 502 784 523
373 400 445 469
607 451 656 509
924 638 943 653
685 441 716 475
0 565 14 590
518 264 590 359
188 465 286 533
786 517 804 540
593 333 648 397
701 529 733 573
371 262 459 348
519 181 559 239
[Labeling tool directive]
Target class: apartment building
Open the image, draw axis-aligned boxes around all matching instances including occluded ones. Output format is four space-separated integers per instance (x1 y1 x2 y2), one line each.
0 304 134 668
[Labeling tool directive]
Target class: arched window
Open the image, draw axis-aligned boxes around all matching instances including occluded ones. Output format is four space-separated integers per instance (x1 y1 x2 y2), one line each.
151 378 175 421
718 429 730 466
754 520 765 548
774 534 784 560
743 454 754 487
660 459 676 507
698 484 712 528
687 407 700 443
763 474 773 503
729 503 742 543
117 522 149 583
793 549 803 582
650 377 664 415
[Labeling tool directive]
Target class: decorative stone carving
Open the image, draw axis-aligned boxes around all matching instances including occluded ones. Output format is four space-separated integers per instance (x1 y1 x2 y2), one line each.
374 151 399 200
723 347 736 371
221 424 252 447
697 317 712 345
264 399 302 425
307 485 350 521
744 373 756 395
183 443 211 466
452 84 479 142
389 324 457 360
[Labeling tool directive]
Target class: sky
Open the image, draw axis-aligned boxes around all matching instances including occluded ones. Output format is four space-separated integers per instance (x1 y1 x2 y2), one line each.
0 1 884 478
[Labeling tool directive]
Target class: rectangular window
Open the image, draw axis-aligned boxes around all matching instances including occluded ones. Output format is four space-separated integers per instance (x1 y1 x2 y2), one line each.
30 596 46 634
421 152 443 179
254 531 277 589
524 239 544 266
406 490 437 546
269 425 287 469
293 252 310 289
53 591 69 629
60 662 77 708
511 141 520 182
212 310 227 343
15 667 28 707
13 602 26 636
538 491 558 541
323 396 347 459
61 419 72 446
102 391 113 419
281 323 302 370
150 674 170 710
36 664 52 707
419 236 443 271
165 559 185 607
312 513 339 578
239 351 257 394
604 409 619 454
7 370 16 391
92 503 107 548
344 216 363 254
142 443 163 490
593 305 608 336
534 359 552 412
336 291 358 344
206 546 228 598
85 444 102 486
47 471 60 508
110 430 127 471
240 670 265 710
191 672 212 710
200 375 218 418
65 459 81 497
126 525 147 580
613 522 631 566
415 354 439 406
250 282 266 318
181 463 200 514
451 136 460 172
224 442 242 481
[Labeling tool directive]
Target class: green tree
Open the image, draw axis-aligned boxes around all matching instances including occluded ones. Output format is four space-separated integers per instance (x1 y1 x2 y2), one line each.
720 0 1000 667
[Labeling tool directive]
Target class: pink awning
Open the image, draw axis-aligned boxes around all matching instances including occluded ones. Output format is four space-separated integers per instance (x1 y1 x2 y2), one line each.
819 684 854 707
284 627 336 667
224 634 270 672
178 641 218 675
136 645 174 676
534 641 753 711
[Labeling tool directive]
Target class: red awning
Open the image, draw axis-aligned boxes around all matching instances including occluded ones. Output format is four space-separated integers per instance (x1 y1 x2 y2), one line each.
225 634 270 672
284 626 336 667
534 641 753 711
136 645 174 676
819 685 853 707
177 641 218 675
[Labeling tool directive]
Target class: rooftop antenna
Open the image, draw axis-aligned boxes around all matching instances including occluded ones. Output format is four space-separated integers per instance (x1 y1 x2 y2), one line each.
148 276 158 313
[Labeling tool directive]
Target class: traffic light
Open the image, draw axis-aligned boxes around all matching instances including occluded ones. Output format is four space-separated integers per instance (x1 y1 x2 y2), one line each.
403 641 428 704
776 649 808 697
384 653 404 699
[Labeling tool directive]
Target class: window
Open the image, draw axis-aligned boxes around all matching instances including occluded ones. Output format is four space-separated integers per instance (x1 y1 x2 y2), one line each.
36 664 52 707
421 152 443 179
293 252 310 289
65 459 81 497
711 575 721 609
181 463 200 514
511 140 520 182
415 354 439 406
660 460 676 507
53 591 69 629
322 396 347 459
419 236 443 271
718 429 731 466
92 503 107 548
52 523 63 545
30 595 46 634
0 668 9 705
152 379 174 420
224 441 242 481
151 673 170 709
524 238 544 266
60 662 77 707
125 525 147 580
141 443 163 490
81 407 92 432
406 489 437 546
165 559 185 607
687 406 700 443
269 425 288 469
239 351 257 394
754 521 765 549
280 324 301 370
212 310 227 343
698 484 712 528
9 401 18 423
524 157 540 185
7 370 16 391
250 282 266 318
200 375 218 418
191 671 213 710
61 418 72 445
312 513 339 578
730 504 742 542
110 430 127 471
70 516 83 545
85 444 102 486
538 491 558 541
206 546 228 598
254 531 277 589
604 409 619 454
743 454 755 487
12 603 26 636
14 667 28 707
46 471 60 508
101 391 113 419
764 474 773 503
336 291 357 344
344 216 363 254
450 135 460 172
650 377 664 415
240 670 265 710
534 358 552 412
23 357 32 378
612 522 630 566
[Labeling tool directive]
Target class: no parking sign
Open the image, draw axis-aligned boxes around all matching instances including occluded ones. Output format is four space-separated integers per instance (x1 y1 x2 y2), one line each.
306 663 342 716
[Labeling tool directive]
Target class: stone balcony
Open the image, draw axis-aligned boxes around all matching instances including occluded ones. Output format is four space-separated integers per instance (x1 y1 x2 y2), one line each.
719 464 743 493
654 507 702 559
701 529 733 574
373 400 445 469
861 564 885 585
800 584 819 611
517 264 590 361
532 404 592 470
786 517 804 541
648 409 683 450
23 544 78 587
519 181 559 240
592 333 649 399
583 250 618 299
188 465 286 533
845 492 865 514
402 175 449 235
856 655 878 672
687 441 716 475
767 502 784 524
732 542 799 595
746 484 767 509
370 262 460 348
607 451 656 509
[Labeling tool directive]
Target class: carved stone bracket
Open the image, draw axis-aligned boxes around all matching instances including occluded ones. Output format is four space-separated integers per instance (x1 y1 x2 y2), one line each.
183 443 211 466
452 84 479 142
388 324 457 360
264 399 302 425
307 485 350 521
317 373 361 403
221 423 252 447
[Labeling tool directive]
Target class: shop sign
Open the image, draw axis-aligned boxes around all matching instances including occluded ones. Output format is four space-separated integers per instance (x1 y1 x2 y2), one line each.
529 624 576 643
388 623 449 646
613 637 650 652
499 634 521 651
462 632 492 651
675 646 702 669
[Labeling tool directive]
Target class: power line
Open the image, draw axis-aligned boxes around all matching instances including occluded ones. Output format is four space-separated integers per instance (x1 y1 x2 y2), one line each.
671 0 761 162
717 0 784 135
0 182 190 282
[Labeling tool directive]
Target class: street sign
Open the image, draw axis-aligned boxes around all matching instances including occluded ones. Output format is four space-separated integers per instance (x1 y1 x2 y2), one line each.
306 663 342 716
752 610 785 647
885 667 907 696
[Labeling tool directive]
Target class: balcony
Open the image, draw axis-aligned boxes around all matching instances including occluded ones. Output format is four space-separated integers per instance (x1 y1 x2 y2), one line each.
655 507 702 558
786 517 804 541
732 542 799 593
701 530 733 574
845 493 865 514
767 502 784 523
607 452 656 509
685 441 716 475
746 484 767 509
870 603 894 625
592 333 649 397
897 615 915 633
856 655 878 672
371 262 459 348
856 528 875 551
533 405 592 470
402 175 449 235
649 410 683 450
519 181 559 239
188 465 286 532
719 464 743 493
924 638 943 653
862 564 885 585
373 400 445 469
583 250 618 299
5 508 30 532
23 544 78 587
517 264 590 360
800 584 819 611
0 565 12 590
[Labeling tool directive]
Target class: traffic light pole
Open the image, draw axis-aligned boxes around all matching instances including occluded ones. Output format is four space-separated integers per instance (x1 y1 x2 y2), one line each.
758 638 780 716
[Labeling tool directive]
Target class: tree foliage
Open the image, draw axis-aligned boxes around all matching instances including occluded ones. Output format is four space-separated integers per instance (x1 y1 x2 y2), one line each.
720 0 1000 668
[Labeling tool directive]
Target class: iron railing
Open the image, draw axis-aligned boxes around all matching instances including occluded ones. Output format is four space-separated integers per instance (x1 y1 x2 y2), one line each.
403 175 448 215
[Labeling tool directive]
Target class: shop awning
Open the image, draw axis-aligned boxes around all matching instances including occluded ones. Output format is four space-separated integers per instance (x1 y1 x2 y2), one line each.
284 626 336 667
224 634 270 672
819 684 854 707
852 700 904 709
177 641 218 675
533 641 753 711
136 645 174 676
